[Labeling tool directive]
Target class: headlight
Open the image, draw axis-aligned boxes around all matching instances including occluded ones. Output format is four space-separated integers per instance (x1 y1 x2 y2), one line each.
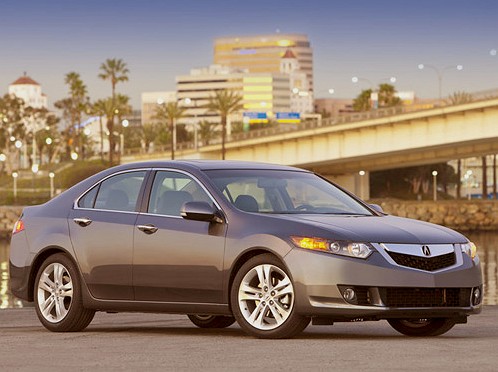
291 236 374 259
461 242 477 259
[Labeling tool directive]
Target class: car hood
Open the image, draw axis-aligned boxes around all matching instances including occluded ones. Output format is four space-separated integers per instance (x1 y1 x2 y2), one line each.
277 214 467 244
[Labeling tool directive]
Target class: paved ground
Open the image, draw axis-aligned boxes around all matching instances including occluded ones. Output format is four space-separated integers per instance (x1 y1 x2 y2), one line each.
1 306 497 371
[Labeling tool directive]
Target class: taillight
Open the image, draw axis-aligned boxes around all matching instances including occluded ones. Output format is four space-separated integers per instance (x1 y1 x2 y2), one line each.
12 219 25 235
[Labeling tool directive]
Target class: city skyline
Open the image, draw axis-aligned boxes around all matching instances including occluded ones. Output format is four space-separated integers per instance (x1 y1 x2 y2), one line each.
1 0 498 109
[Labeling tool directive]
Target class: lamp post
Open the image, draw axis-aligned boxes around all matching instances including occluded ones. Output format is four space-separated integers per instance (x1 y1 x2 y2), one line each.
432 170 438 201
359 170 366 199
121 119 129 157
12 172 18 200
417 63 463 102
49 172 55 198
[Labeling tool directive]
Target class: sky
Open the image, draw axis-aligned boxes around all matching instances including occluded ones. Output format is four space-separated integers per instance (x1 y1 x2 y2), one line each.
1 0 497 109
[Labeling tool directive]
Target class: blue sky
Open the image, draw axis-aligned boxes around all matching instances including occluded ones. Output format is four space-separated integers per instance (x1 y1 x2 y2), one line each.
1 0 497 108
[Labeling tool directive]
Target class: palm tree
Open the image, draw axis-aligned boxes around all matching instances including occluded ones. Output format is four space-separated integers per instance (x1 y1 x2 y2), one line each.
205 90 243 159
91 99 113 161
98 58 129 163
153 102 186 160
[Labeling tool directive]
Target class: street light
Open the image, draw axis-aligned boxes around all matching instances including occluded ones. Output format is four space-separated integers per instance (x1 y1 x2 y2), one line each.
432 170 438 201
417 63 463 101
359 170 366 199
12 172 18 200
49 172 55 198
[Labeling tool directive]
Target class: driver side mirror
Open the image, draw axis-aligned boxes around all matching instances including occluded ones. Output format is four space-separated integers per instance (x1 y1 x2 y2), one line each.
180 201 223 223
368 204 385 214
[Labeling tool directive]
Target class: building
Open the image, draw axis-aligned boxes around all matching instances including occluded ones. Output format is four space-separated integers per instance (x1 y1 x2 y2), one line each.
176 65 291 125
214 33 313 91
280 49 313 114
8 73 48 108
314 98 354 116
141 91 176 125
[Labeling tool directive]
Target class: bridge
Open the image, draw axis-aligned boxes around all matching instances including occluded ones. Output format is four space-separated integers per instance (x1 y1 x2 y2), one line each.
123 93 498 198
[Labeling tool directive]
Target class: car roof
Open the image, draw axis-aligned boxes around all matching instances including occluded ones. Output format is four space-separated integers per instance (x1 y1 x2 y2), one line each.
115 160 309 172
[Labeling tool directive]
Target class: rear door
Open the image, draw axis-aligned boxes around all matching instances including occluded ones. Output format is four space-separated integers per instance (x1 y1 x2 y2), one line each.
69 170 148 300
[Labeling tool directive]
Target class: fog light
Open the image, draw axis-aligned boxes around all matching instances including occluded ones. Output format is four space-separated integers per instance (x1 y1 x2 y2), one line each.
472 287 482 306
343 288 356 302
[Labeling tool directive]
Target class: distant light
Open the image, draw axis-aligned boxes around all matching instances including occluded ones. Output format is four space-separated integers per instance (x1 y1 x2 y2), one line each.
260 102 267 107
31 164 39 174
352 76 359 83
83 128 91 136
121 119 129 128
418 64 425 70
10 136 15 142
184 98 192 105
12 172 18 179
71 152 79 160
14 140 22 149
359 170 366 176
298 91 309 97
156 98 165 105
389 76 397 83
0 153 6 162
292 87 299 94
456 64 463 71
45 137 53 145
49 172 55 179
490 49 497 56
328 88 335 94
432 171 438 176
114 109 119 114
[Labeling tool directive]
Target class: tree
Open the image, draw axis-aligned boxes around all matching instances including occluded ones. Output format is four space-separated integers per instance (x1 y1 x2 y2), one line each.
153 102 186 160
446 91 473 105
0 94 27 172
90 99 112 161
54 72 89 158
98 58 129 163
353 84 401 112
197 120 217 145
205 90 243 159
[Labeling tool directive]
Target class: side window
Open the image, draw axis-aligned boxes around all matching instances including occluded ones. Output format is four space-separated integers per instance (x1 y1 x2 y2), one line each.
148 171 212 216
224 179 269 212
80 171 146 212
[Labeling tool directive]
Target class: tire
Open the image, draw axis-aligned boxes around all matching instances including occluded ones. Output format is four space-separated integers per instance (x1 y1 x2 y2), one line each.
187 314 236 328
34 253 95 332
230 254 310 339
388 318 457 337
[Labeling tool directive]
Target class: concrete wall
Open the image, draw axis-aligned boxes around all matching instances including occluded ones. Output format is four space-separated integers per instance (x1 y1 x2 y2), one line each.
374 200 498 231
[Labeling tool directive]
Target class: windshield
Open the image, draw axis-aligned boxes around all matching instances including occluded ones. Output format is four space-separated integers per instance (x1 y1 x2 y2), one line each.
205 169 373 215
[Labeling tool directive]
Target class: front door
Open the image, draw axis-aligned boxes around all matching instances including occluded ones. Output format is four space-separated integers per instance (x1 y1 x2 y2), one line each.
133 170 226 303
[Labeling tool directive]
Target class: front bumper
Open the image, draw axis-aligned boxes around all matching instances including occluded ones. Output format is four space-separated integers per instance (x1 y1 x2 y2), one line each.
285 246 483 320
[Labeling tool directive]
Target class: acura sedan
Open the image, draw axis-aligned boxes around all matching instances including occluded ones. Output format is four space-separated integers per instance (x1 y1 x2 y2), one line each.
10 160 482 338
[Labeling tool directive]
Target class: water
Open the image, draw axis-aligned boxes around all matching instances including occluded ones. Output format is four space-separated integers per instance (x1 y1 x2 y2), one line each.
1 232 497 308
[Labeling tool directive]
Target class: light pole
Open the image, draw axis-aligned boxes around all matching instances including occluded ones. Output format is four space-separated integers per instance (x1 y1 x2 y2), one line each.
49 172 55 198
359 170 366 199
121 119 129 157
12 172 18 200
417 63 463 102
432 170 438 201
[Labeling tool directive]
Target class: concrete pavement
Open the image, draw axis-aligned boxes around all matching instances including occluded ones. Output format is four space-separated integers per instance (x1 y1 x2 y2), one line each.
1 306 497 371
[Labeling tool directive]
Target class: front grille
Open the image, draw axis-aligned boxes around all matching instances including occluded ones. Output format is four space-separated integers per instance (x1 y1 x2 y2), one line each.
386 251 456 271
380 287 471 307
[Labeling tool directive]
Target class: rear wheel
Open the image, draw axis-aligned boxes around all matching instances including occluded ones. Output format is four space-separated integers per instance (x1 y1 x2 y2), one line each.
34 253 95 332
187 314 236 328
231 254 310 339
388 318 456 337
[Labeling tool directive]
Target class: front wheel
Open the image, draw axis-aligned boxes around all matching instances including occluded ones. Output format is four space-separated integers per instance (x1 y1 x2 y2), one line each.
230 254 310 339
34 253 95 332
187 314 236 328
388 318 456 337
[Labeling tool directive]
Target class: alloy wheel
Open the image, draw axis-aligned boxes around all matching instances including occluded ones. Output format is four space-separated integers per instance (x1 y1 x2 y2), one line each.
37 262 74 323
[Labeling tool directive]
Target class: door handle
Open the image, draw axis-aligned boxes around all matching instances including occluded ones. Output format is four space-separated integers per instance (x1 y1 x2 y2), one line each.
73 217 92 227
137 224 158 234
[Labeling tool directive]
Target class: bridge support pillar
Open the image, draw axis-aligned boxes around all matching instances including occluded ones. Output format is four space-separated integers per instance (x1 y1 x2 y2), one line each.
323 171 370 201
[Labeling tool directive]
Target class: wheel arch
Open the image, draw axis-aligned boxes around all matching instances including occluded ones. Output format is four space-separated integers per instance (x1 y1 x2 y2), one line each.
226 247 287 310
28 246 77 302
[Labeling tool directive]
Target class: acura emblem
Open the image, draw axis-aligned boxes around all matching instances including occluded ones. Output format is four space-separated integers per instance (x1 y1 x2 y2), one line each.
422 245 431 257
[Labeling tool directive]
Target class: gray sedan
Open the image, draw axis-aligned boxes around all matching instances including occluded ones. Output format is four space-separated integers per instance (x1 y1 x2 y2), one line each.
9 160 482 338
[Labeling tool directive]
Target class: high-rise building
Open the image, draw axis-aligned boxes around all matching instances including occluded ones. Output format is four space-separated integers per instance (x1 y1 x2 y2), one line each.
8 73 48 108
214 33 313 91
176 65 291 125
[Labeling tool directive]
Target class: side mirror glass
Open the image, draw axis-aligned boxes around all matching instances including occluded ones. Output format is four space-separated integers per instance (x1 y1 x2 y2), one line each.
180 201 223 223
